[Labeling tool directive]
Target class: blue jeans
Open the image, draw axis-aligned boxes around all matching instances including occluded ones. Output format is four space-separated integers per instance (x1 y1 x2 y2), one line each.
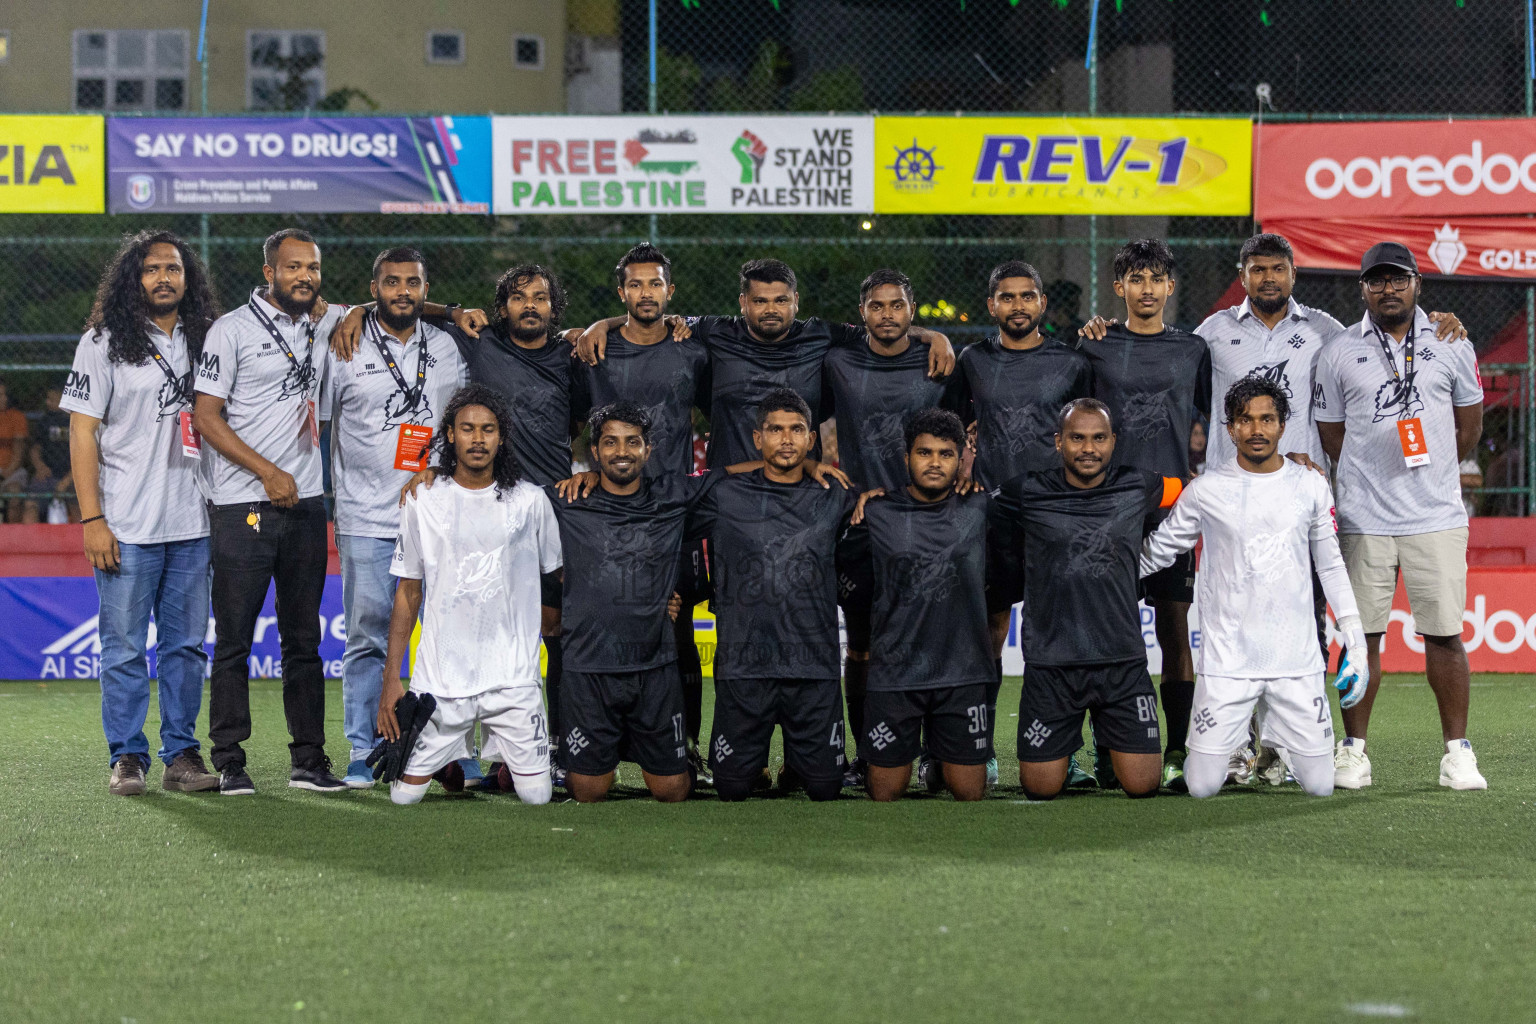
96 537 211 766
338 534 399 762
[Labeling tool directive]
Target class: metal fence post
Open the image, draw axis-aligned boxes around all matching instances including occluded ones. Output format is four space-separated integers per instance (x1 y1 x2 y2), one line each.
1086 0 1100 318
648 0 659 247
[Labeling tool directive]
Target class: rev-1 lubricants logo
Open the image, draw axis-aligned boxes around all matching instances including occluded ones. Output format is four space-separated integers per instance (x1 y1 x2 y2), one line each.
885 138 943 193
873 116 1252 215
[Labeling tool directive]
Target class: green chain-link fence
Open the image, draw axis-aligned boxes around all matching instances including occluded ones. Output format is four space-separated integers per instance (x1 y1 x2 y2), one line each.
2 0 1532 515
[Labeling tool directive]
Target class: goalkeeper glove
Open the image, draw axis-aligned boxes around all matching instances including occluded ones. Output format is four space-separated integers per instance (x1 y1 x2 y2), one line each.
367 691 437 784
1333 614 1368 709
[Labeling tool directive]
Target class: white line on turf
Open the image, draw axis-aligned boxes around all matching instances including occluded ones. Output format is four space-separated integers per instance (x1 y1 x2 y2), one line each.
1346 1003 1412 1017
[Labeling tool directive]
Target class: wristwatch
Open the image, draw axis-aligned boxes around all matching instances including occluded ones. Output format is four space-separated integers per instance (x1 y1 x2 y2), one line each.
444 303 462 320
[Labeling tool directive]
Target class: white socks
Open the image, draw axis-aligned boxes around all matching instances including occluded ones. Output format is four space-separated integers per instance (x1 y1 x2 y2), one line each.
1446 738 1471 754
1288 751 1334 796
1183 750 1229 798
391 773 551 805
1186 748 1333 796
390 780 430 805
512 771 553 806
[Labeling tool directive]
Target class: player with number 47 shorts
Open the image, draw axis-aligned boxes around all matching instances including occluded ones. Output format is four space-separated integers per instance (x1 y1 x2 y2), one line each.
1141 377 1365 798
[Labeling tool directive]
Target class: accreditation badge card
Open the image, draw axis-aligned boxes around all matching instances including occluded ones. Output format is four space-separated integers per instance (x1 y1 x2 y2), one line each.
1397 417 1430 468
394 424 434 472
178 411 201 459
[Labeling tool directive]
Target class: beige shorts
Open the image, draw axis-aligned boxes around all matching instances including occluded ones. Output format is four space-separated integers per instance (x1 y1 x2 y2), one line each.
1338 528 1468 637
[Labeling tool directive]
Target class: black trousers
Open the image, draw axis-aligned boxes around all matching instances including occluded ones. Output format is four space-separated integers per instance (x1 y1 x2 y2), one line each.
208 497 328 771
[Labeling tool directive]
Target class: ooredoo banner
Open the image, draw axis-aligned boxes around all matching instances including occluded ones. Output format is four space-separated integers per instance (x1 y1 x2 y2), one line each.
490 115 873 214
1266 216 1536 280
873 116 1252 215
1255 119 1536 220
107 116 492 213
0 115 105 213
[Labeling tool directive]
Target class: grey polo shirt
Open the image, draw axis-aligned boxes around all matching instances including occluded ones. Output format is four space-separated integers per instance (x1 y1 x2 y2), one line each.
1314 307 1483 536
319 315 468 539
58 322 210 545
194 289 342 506
1196 297 1344 471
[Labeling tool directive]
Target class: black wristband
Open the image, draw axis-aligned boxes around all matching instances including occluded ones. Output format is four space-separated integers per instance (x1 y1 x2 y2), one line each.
80 514 105 525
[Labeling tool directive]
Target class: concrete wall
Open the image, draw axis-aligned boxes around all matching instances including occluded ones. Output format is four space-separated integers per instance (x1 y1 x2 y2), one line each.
0 0 566 114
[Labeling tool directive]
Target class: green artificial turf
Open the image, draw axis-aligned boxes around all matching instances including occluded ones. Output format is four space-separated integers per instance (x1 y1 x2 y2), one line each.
1 675 1533 1023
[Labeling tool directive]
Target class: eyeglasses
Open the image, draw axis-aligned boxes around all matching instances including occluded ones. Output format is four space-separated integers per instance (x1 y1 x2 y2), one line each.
1362 274 1415 293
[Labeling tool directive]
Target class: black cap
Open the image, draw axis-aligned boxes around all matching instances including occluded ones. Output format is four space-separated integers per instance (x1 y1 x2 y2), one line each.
1360 242 1418 277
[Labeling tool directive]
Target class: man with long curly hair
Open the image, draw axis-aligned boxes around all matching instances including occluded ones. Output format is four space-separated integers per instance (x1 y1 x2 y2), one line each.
61 229 222 796
378 384 561 806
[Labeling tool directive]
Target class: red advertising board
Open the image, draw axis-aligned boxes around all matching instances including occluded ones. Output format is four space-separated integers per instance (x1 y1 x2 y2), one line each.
1265 215 1536 280
1328 568 1536 673
1255 119 1536 220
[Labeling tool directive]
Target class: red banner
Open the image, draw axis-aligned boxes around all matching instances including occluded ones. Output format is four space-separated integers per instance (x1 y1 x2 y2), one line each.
1323 568 1536 673
1265 215 1536 280
1255 119 1536 220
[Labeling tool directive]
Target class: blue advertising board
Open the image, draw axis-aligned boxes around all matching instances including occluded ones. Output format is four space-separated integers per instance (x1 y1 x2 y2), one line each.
106 116 491 214
0 576 349 681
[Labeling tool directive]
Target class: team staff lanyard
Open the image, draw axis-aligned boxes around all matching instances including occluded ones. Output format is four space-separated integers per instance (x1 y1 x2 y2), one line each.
145 336 192 402
1374 323 1416 402
366 313 427 408
248 295 317 384
1374 319 1431 468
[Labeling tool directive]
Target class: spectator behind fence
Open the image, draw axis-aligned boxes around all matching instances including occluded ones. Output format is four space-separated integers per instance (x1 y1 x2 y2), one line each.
1314 241 1487 792
0 377 29 519
22 385 75 523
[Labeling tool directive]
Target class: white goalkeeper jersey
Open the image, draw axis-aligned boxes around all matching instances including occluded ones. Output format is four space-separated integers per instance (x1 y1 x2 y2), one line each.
392 477 562 699
1140 458 1359 678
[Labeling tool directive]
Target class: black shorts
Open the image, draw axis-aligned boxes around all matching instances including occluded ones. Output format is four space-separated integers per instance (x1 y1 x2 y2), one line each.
676 539 712 606
540 572 562 611
863 683 993 768
558 664 688 777
1141 548 1195 604
709 676 845 785
1016 659 1161 763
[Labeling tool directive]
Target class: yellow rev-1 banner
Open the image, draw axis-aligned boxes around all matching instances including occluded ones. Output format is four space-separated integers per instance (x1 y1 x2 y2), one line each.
874 116 1251 216
0 116 105 213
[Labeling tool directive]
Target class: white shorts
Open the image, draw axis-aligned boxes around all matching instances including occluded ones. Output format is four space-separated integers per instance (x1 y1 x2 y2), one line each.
403 686 550 778
1187 673 1334 759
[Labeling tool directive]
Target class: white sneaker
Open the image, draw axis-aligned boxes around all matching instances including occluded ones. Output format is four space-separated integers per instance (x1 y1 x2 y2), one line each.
1333 741 1372 789
1226 744 1256 785
1255 745 1289 787
1439 742 1488 790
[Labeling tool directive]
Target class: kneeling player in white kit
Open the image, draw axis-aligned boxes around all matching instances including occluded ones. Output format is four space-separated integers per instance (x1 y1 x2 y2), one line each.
378 384 562 805
1141 377 1368 797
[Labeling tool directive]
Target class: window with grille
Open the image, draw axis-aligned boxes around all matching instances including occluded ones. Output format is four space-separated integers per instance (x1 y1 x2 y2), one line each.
427 31 464 65
247 30 325 110
72 30 188 111
513 35 544 71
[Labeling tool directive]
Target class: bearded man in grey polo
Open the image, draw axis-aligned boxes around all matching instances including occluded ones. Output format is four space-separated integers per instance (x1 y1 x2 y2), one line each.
1314 242 1486 792
193 228 346 795
318 247 468 788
